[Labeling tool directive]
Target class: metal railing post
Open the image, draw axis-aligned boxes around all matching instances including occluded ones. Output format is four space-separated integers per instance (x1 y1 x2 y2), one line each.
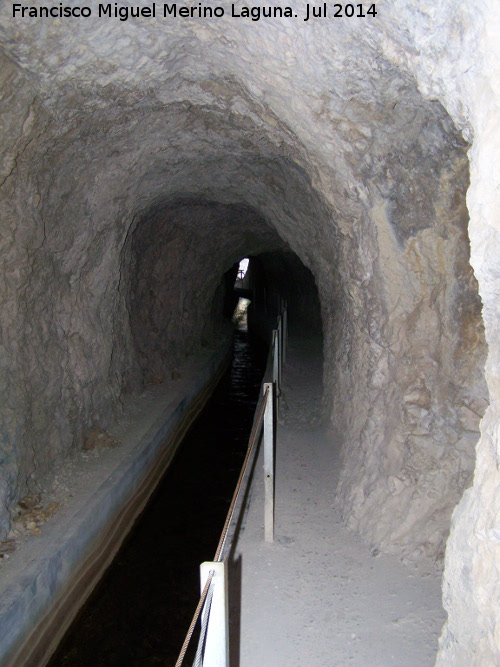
277 316 283 390
272 329 280 395
282 303 287 364
176 300 290 665
198 561 229 667
263 382 275 543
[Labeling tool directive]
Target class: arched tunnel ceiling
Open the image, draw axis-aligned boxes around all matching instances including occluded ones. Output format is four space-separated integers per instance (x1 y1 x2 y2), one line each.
0 4 466 237
126 198 289 375
0 34 467 310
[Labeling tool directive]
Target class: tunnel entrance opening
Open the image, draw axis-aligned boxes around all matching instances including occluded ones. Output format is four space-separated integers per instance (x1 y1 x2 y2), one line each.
123 200 289 388
235 257 250 284
232 256 254 332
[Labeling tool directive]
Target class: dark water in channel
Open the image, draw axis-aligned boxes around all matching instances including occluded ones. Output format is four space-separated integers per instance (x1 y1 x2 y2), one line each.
49 328 267 666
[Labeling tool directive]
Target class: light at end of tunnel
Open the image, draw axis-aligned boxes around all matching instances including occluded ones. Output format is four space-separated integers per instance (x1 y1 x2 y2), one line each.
237 258 249 280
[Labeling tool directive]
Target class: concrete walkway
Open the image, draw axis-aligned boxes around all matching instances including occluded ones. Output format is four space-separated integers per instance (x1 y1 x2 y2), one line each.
232 335 445 666
0 339 232 666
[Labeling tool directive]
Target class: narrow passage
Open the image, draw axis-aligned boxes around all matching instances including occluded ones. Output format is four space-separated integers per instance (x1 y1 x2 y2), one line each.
49 328 267 666
234 332 446 666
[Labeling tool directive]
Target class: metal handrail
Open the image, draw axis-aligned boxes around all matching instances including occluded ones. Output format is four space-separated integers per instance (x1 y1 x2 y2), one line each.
174 572 214 667
214 385 269 563
174 387 270 667
175 301 287 666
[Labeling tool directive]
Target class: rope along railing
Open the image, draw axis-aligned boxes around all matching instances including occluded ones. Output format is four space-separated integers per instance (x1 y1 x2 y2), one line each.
175 299 288 667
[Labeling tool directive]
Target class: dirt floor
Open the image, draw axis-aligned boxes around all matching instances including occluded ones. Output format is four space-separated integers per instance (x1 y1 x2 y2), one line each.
232 332 445 666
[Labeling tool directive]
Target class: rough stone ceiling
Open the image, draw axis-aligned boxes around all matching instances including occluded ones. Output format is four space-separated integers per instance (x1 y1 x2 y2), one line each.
0 2 458 213
1 11 467 313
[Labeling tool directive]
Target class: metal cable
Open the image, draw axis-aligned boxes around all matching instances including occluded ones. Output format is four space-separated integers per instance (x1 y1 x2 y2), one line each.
175 571 214 667
176 387 269 665
175 331 279 665
193 573 216 667
213 385 269 562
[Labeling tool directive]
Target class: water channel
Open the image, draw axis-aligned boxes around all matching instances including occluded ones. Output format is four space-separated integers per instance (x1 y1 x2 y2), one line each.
49 319 267 666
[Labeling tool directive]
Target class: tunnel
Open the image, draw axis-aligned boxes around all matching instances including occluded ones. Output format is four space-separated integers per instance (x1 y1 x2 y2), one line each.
0 2 500 664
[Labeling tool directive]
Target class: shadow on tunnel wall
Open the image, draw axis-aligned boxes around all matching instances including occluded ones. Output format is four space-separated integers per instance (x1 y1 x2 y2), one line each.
244 251 323 342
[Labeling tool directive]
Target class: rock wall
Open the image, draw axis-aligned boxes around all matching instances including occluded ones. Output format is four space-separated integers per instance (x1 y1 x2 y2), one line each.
365 1 500 660
334 122 487 565
0 55 80 530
